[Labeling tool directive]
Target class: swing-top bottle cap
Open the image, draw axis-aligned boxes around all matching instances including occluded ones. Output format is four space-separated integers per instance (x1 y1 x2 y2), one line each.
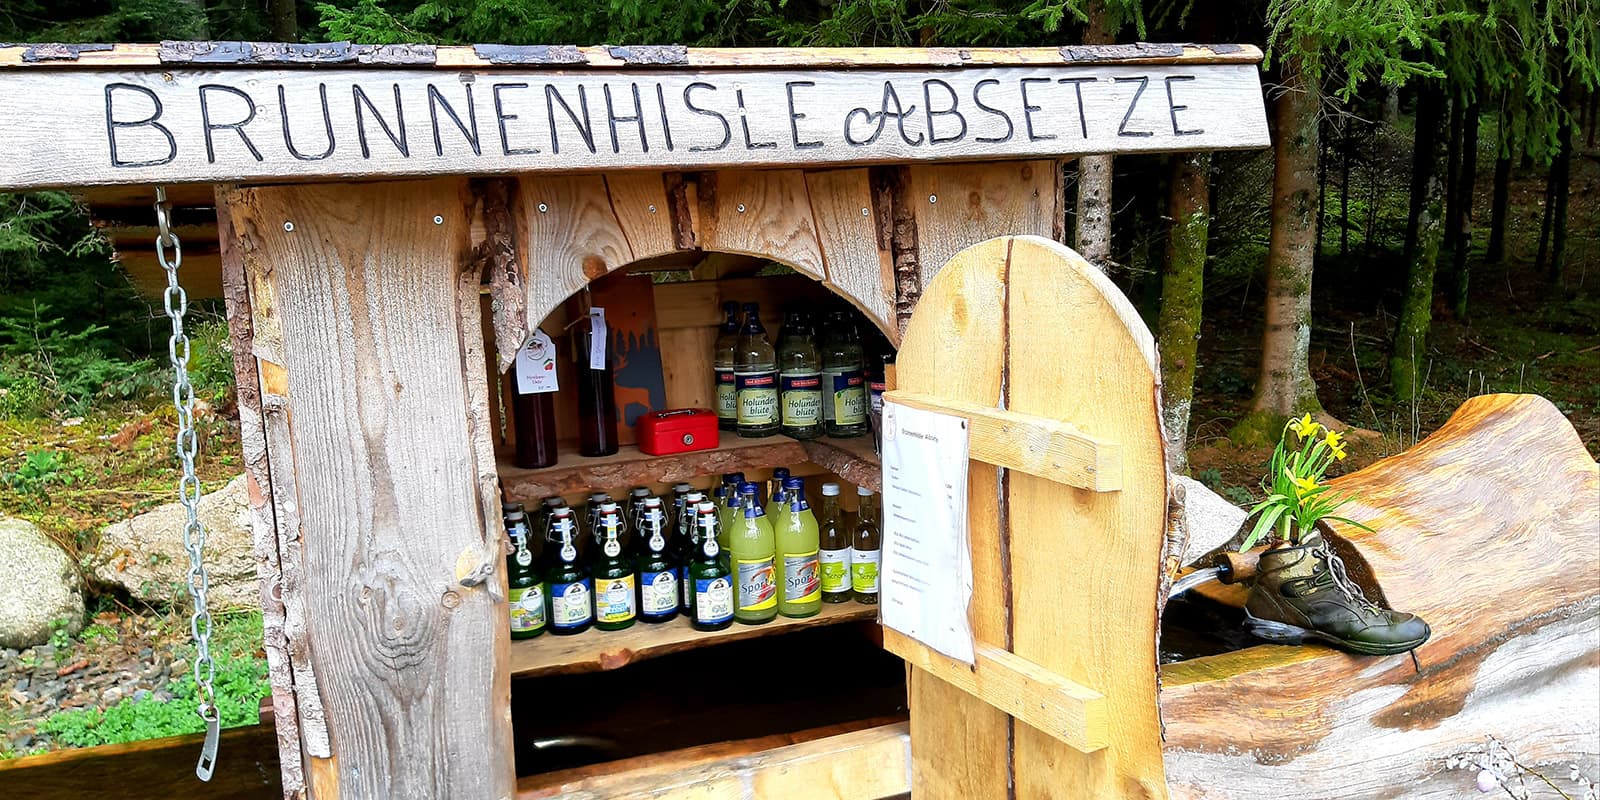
588 492 609 502
502 501 522 513
696 501 717 514
541 496 566 508
821 482 841 496
857 486 874 496
630 487 650 498
685 491 705 502
598 501 620 512
643 496 663 508
504 509 525 522
673 482 693 492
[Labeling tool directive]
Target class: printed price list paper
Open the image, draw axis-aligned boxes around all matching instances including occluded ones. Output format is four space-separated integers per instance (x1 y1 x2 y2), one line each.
880 401 975 664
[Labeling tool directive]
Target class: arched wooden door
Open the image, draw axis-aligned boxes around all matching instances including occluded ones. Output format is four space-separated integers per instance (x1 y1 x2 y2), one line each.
885 236 1169 799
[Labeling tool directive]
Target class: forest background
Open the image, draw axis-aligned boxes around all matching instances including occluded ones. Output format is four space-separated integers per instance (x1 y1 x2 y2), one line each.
0 0 1596 756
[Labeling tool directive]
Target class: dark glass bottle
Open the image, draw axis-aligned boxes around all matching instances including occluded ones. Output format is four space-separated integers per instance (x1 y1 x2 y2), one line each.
713 301 741 431
677 490 706 614
592 502 637 631
734 302 779 438
544 508 593 636
510 361 559 469
575 313 619 457
634 497 679 624
505 507 546 639
687 501 734 631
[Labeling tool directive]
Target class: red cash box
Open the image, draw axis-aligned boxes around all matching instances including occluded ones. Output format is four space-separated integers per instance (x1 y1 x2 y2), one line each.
635 408 719 455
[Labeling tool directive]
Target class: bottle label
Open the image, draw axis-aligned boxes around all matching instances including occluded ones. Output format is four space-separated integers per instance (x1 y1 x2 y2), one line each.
715 369 737 420
819 548 852 593
869 379 887 413
550 580 593 629
783 551 821 603
831 369 868 425
680 566 693 608
735 557 778 612
587 308 608 370
640 569 678 615
735 370 779 426
851 549 881 593
514 330 559 394
821 368 841 423
780 371 822 428
603 538 621 558
595 575 637 623
695 576 734 624
509 585 546 631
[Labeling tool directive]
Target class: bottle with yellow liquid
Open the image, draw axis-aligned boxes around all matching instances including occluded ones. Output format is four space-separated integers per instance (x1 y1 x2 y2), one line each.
729 482 778 624
817 482 852 603
718 475 745 558
765 467 792 522
775 477 821 618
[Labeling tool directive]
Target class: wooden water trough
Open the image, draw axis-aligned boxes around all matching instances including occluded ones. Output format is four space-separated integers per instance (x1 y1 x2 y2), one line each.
0 40 1594 800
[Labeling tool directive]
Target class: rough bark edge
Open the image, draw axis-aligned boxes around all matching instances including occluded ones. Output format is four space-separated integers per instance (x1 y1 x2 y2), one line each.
214 189 306 799
878 166 921 337
474 178 526 375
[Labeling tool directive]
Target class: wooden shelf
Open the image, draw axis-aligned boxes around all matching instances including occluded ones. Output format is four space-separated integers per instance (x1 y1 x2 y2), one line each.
499 434 879 500
510 601 878 679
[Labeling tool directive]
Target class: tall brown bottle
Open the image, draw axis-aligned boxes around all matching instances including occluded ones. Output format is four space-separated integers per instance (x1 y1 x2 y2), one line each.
510 358 558 469
575 311 619 457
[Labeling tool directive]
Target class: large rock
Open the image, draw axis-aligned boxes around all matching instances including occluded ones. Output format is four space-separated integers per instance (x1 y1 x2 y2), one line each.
0 517 85 649
1175 474 1250 566
94 473 258 609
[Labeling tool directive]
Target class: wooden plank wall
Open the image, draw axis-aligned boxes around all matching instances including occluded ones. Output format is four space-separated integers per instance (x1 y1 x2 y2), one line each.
220 179 514 799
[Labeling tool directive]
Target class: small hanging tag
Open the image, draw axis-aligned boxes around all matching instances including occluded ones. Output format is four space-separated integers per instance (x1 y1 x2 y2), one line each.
515 330 559 395
196 712 219 781
588 308 608 371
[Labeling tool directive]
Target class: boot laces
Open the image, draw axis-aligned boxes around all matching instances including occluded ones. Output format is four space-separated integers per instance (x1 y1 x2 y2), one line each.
1313 544 1380 613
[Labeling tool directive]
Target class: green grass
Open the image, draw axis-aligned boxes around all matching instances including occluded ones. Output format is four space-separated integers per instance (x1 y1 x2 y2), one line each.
36 612 267 748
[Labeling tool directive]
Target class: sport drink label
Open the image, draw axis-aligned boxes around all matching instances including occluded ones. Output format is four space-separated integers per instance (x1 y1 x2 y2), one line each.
819 548 851 593
695 576 734 625
508 585 546 632
736 557 778 612
735 370 779 425
550 580 593 629
783 551 821 603
595 575 637 623
640 569 678 616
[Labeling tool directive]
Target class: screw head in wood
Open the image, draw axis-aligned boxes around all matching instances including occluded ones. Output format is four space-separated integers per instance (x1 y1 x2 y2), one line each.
928 194 938 204
283 221 294 232
538 203 549 213
737 203 747 213
433 215 444 225
861 207 870 216
648 204 658 213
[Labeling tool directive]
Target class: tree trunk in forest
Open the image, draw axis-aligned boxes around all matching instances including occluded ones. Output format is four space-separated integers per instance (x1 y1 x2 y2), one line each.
1075 0 1115 272
1542 89 1575 287
1315 115 1328 268
1239 57 1324 435
1403 87 1445 265
1443 98 1464 254
1450 98 1480 318
1159 152 1212 472
1487 145 1512 263
1340 123 1352 257
1391 89 1446 402
269 0 299 41
1383 86 1401 129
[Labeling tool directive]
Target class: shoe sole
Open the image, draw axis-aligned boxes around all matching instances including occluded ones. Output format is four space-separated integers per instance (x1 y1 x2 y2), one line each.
1243 611 1428 656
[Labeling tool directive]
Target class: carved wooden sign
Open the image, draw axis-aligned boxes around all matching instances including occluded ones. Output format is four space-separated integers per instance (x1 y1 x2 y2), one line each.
0 65 1267 188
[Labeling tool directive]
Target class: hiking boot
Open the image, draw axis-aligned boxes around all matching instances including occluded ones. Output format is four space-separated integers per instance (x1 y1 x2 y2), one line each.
1244 532 1430 656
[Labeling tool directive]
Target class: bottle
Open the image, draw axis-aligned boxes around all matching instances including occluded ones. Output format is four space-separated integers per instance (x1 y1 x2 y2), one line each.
688 501 734 631
678 490 706 614
505 506 546 638
539 496 567 548
821 311 869 438
510 361 559 469
718 479 744 556
625 486 652 554
544 507 593 635
634 497 679 624
868 353 893 452
669 483 694 596
592 502 636 631
817 482 852 604
777 311 823 440
713 301 741 431
851 487 881 604
776 477 821 619
576 310 620 457
734 302 780 438
766 467 792 517
729 482 778 624
585 492 611 558
715 472 744 507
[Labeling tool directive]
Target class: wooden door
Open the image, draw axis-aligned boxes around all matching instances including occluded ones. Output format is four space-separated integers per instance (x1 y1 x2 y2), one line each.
884 236 1169 799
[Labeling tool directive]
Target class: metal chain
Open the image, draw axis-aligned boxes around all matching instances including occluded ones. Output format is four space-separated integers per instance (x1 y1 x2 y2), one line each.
155 187 220 781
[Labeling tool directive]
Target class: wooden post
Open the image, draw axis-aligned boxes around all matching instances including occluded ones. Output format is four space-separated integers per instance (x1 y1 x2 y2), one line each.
219 179 515 799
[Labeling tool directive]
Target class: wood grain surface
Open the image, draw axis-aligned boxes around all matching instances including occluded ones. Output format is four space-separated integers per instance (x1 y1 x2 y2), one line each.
0 62 1268 189
1160 394 1600 798
225 179 514 799
908 161 1058 290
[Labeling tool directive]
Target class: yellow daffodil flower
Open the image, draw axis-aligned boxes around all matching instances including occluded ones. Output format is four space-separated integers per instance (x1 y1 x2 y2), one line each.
1323 429 1344 450
1329 442 1348 461
1287 471 1319 499
1288 413 1319 439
